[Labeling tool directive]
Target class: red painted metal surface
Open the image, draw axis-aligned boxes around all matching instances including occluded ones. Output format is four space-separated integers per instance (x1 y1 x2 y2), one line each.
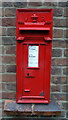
16 9 53 103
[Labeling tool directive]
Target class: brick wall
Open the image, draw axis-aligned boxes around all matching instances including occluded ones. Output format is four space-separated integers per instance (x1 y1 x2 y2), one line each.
1 1 68 120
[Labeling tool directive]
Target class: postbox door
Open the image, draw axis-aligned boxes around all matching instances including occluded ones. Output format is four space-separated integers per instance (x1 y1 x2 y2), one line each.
22 44 45 98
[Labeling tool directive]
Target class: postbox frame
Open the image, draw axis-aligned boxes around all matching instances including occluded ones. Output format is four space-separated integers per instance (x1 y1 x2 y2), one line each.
16 9 53 103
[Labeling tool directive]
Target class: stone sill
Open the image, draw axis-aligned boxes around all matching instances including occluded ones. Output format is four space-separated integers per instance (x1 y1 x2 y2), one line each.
4 100 61 116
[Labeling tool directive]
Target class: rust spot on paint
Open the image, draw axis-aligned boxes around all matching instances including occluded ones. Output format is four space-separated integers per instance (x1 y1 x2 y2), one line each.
40 91 44 96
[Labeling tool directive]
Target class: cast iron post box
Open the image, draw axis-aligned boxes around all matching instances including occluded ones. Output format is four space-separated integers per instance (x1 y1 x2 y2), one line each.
16 9 53 103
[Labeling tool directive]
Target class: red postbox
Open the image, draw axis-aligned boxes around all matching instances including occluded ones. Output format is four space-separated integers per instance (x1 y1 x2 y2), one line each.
16 9 53 103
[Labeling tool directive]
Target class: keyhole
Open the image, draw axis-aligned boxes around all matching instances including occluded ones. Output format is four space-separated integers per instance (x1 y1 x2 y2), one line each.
27 73 30 76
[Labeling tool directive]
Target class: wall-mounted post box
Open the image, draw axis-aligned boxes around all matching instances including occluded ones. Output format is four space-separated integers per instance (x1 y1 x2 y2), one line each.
16 9 53 103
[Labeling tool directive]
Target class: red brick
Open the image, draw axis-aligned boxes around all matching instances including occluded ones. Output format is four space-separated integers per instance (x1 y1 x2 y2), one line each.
2 92 16 99
53 8 63 17
2 18 16 27
2 74 16 82
0 74 2 83
51 67 62 75
53 18 67 27
0 83 2 90
28 1 42 6
5 8 16 17
2 83 5 90
0 8 4 17
0 38 2 45
0 65 1 73
51 76 67 84
62 103 68 110
2 2 13 7
52 58 67 66
2 110 12 118
64 8 68 17
63 68 68 75
7 83 16 91
61 76 67 84
0 101 2 109
14 1 27 7
0 93 2 99
53 29 63 38
0 56 2 64
58 2 68 7
52 40 67 48
2 36 16 45
0 2 1 6
0 27 3 36
66 19 68 27
0 65 5 73
51 93 66 101
53 18 61 27
66 111 68 118
2 83 16 91
43 2 57 7
0 18 2 26
0 27 7 36
0 46 2 54
2 56 15 64
52 49 62 57
64 49 68 57
7 28 15 36
3 27 7 36
0 110 2 118
43 2 51 6
5 45 16 54
51 85 61 92
62 85 68 92
64 29 68 38
51 2 57 6
6 65 16 73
